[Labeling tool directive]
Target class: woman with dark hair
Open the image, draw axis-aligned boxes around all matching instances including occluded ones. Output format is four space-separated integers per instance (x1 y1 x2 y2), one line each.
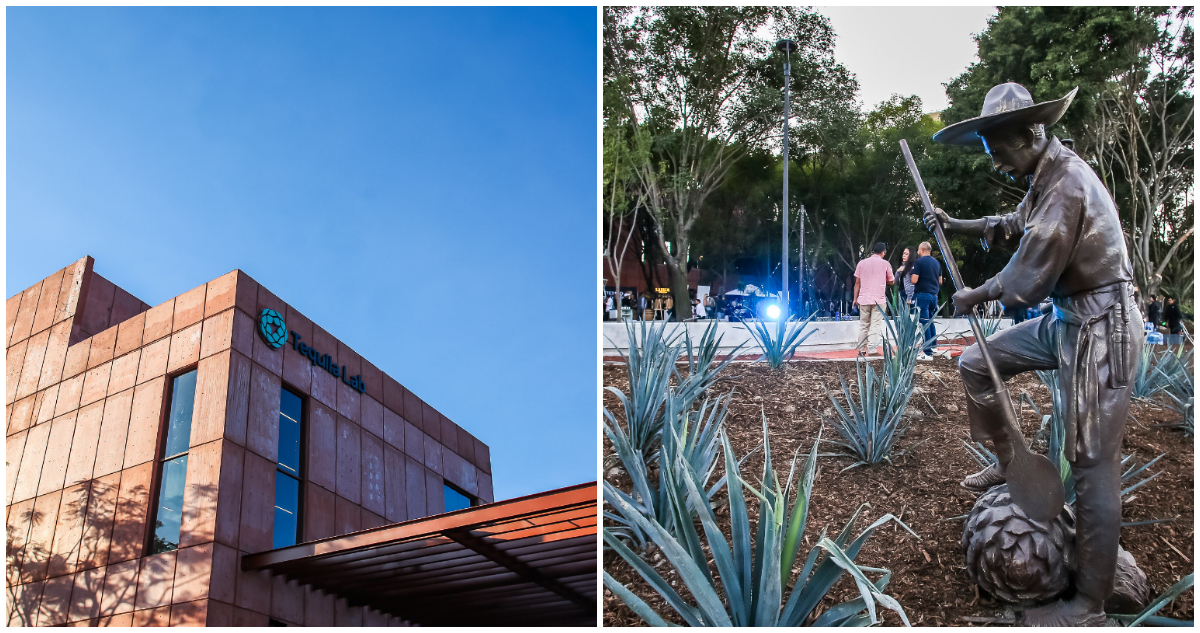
897 246 918 305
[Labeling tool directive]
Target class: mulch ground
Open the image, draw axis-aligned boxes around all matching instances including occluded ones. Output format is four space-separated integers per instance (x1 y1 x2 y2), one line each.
602 357 1195 626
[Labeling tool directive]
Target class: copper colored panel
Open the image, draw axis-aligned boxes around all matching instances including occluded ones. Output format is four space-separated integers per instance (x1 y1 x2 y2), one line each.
233 270 259 316
334 495 361 536
132 606 171 626
78 274 115 339
361 431 385 516
22 489 64 583
12 421 52 503
306 401 337 492
422 436 443 476
123 377 165 469
404 455 428 521
402 420 424 462
87 326 118 370
425 469 445 516
362 510 387 530
6 497 36 584
179 439 223 548
478 472 494 504
54 374 85 417
224 350 252 446
231 606 268 626
36 572 75 626
214 441 245 548
169 599 214 626
233 567 271 614
245 363 281 462
200 310 234 360
383 374 404 416
191 351 231 447
474 438 490 474
303 586 335 627
208 543 239 604
37 320 73 389
48 482 91 578
173 284 207 332
56 259 90 327
270 575 305 623
443 451 465 491
68 565 107 623
78 472 121 570
135 336 170 385
34 384 60 427
6 338 30 405
80 361 112 408
171 542 214 603
6 289 24 347
230 309 255 358
8 578 43 626
11 282 44 346
109 462 153 564
64 401 105 488
30 268 67 337
62 338 90 381
166 323 202 374
142 299 175 346
335 417 361 504
114 312 146 358
38 412 78 495
441 416 459 454
422 402 440 441
6 429 29 502
92 389 134 478
361 394 384 439
310 357 337 408
135 550 177 610
251 325 283 377
17 329 52 401
109 287 146 330
304 483 336 541
203 270 239 317
8 393 35 436
237 450 275 554
361 359 382 403
98 558 140 616
382 407 404 451
403 389 422 428
107 350 140 396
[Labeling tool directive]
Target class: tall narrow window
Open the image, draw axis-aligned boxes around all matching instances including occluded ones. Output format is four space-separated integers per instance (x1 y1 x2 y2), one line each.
149 370 198 555
444 483 475 513
273 388 303 548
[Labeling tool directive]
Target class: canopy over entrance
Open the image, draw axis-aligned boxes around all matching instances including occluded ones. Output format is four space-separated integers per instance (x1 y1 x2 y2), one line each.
242 482 597 626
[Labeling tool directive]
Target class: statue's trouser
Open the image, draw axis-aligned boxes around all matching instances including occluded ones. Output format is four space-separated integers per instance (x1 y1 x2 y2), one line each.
959 282 1141 607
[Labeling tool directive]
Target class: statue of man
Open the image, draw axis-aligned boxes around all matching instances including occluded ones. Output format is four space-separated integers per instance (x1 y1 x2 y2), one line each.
928 82 1142 626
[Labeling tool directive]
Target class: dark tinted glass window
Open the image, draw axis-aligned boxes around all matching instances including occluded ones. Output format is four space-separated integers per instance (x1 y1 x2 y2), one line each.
149 370 198 555
273 387 304 549
273 470 300 549
278 390 302 476
444 484 473 513
163 371 197 458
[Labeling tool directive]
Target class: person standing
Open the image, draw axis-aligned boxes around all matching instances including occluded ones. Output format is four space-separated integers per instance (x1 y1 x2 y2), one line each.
704 294 716 320
896 246 918 306
853 242 895 356
1164 296 1184 345
1146 294 1162 327
910 242 944 360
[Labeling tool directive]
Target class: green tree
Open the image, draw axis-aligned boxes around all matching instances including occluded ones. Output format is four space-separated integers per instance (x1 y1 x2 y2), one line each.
604 6 855 320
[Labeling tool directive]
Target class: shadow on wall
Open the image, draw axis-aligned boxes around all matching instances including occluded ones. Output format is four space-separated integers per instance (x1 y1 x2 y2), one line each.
6 480 217 626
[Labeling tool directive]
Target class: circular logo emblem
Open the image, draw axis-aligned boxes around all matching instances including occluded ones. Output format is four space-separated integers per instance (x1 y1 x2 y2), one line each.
258 309 287 349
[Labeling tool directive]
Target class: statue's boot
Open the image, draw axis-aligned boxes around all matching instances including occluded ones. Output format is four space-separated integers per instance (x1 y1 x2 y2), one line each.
1018 595 1107 627
960 462 1006 491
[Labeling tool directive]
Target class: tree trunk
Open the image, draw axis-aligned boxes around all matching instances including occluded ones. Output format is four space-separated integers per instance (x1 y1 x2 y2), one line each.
670 259 692 321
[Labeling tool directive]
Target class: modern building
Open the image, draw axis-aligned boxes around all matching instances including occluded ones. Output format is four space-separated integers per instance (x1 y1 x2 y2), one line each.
6 257 596 626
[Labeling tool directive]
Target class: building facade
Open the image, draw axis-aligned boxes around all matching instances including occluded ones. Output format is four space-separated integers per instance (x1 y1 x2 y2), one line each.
6 256 495 626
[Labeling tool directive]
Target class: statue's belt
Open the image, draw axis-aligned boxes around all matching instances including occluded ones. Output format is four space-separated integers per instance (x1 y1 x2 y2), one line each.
1051 281 1135 463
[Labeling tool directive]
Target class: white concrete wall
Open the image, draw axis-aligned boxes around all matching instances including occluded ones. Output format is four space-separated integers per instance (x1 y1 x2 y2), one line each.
602 318 1014 357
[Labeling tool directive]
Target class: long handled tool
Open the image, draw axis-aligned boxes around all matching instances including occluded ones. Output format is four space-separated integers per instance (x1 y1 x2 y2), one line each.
899 139 1065 523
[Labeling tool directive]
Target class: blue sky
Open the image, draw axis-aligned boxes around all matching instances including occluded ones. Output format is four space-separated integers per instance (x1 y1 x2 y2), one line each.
7 7 598 501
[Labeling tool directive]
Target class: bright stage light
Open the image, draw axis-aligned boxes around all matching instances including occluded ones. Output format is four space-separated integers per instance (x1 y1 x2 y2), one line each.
766 304 781 320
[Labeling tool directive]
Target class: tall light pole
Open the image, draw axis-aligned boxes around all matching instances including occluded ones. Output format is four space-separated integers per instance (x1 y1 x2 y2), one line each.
776 39 796 320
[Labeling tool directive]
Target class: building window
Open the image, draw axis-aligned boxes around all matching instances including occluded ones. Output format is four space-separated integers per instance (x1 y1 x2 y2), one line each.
149 370 198 555
273 388 303 549
444 483 475 513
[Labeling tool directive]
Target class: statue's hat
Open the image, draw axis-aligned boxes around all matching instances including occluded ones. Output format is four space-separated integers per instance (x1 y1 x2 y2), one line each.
933 83 1078 146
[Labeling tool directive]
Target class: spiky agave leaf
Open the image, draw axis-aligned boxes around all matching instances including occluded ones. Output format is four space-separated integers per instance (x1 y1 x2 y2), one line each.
743 313 819 369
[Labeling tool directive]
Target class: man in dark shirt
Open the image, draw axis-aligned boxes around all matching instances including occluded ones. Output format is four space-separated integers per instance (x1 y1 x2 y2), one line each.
927 82 1142 625
1146 294 1162 327
909 242 943 358
1163 296 1185 344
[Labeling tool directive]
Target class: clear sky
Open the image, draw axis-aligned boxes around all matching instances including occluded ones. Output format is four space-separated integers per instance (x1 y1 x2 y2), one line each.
6 7 598 501
818 6 997 113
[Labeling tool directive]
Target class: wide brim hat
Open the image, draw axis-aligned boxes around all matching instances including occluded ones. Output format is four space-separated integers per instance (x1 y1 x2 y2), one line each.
933 83 1078 146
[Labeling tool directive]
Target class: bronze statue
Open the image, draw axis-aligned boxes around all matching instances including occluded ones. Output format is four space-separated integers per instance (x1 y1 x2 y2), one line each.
928 82 1142 626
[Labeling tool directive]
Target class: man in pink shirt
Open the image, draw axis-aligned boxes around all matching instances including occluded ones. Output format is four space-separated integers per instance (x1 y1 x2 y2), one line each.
853 242 895 355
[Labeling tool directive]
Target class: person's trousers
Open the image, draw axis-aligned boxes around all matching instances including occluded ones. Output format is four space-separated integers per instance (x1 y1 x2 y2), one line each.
914 292 938 353
857 303 885 351
957 282 1142 604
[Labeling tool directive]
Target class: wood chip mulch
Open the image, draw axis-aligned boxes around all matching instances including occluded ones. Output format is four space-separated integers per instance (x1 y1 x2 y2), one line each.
602 358 1195 626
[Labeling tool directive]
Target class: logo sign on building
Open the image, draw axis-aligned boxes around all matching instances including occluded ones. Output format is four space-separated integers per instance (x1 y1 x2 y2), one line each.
289 332 367 394
259 309 288 349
